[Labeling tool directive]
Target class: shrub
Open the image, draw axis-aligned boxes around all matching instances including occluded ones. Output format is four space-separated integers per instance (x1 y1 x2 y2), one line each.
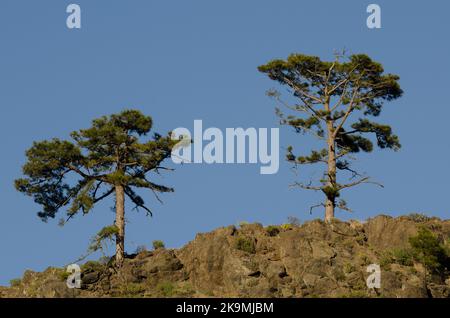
409 227 450 275
235 237 256 254
280 224 292 231
157 281 175 297
122 283 146 297
266 225 280 237
355 234 367 245
379 251 394 270
81 260 105 273
238 221 249 227
358 253 371 266
9 278 21 287
333 268 346 281
174 282 195 297
406 213 431 223
391 248 414 266
152 240 165 250
57 269 71 282
379 248 414 268
343 262 355 274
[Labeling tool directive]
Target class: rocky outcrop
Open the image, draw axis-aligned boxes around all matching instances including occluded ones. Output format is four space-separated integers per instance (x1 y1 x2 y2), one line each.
2 215 450 298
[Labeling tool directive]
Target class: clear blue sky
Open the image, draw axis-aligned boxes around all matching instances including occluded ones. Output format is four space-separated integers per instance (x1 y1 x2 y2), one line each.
0 0 449 285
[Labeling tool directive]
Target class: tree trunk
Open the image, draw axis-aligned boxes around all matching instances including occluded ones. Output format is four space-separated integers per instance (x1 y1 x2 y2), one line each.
115 185 125 266
325 120 337 223
325 194 336 222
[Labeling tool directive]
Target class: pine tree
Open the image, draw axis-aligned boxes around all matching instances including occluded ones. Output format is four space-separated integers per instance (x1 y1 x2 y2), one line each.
258 52 403 221
15 110 178 266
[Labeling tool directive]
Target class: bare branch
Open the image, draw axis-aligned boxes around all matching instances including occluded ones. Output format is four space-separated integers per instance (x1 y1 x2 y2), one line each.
337 200 353 213
336 163 362 180
149 188 164 204
324 60 337 90
290 181 323 191
309 203 325 215
332 84 361 139
338 177 384 190
93 187 114 203
92 181 103 199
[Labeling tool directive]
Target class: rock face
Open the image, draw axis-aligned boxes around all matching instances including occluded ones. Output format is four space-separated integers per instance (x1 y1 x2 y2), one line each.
1 215 450 298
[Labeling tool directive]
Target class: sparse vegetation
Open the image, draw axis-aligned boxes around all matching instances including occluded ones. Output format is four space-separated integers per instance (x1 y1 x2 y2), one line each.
122 283 146 297
157 281 175 297
57 269 71 282
3 216 450 298
9 279 21 287
238 221 249 227
266 225 280 237
81 260 106 273
379 248 413 268
391 248 414 266
409 227 450 276
235 237 256 254
280 224 293 231
152 240 165 250
358 253 371 266
333 268 346 282
172 282 195 297
406 213 432 223
343 262 355 274
379 251 394 270
378 227 450 277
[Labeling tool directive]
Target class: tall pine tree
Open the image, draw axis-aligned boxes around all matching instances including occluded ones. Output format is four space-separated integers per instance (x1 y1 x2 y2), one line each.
15 110 177 265
258 53 403 221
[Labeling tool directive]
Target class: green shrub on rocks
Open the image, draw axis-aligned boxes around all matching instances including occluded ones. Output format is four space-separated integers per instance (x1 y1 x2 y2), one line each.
157 281 175 297
9 279 21 287
235 237 256 254
152 240 165 250
391 248 414 266
280 224 292 231
57 269 71 282
266 225 280 237
409 227 450 275
343 262 355 274
82 260 106 273
122 283 146 297
379 251 394 270
406 213 432 223
378 227 450 275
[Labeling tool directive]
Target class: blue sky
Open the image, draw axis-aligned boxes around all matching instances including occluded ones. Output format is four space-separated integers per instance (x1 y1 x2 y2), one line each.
0 0 449 285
